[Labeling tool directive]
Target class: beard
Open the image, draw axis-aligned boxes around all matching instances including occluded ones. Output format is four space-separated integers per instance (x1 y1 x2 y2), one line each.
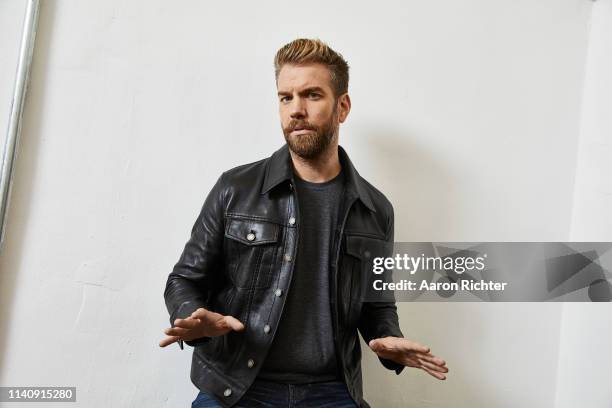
282 105 339 160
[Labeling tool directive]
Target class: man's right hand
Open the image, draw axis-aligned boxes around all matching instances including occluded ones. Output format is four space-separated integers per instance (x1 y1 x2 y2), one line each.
158 307 245 348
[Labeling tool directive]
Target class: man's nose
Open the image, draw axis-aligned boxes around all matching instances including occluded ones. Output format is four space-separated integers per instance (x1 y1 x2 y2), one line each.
289 98 306 119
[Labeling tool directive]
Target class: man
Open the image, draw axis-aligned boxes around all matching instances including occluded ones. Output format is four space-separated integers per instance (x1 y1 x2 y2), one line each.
160 38 449 408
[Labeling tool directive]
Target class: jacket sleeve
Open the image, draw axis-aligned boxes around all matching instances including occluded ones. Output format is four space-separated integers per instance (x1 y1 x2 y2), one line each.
163 173 227 349
357 203 405 374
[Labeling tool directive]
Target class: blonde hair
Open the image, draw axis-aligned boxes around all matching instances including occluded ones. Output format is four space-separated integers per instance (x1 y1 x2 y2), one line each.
274 38 349 98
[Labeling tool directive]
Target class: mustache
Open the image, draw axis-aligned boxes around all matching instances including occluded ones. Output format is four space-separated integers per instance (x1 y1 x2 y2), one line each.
287 121 316 132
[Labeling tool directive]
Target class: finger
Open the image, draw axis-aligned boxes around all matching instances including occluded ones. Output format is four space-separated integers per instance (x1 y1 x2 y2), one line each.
400 355 421 368
165 326 190 337
190 308 213 321
371 346 417 367
174 318 201 330
372 346 435 371
421 365 446 380
159 335 181 347
418 358 449 374
223 315 245 331
399 339 430 354
417 353 447 367
371 337 431 355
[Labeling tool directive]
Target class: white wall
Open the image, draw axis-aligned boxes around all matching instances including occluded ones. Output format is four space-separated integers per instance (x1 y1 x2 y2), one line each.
558 1 612 407
0 1 606 407
570 0 612 242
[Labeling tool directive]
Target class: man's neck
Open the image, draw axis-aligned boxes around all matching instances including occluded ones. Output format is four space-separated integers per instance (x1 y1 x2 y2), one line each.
289 144 341 183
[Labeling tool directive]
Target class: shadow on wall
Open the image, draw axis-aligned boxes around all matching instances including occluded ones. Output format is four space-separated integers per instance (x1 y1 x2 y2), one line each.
347 126 485 406
0 1 56 377
347 123 460 241
360 303 502 408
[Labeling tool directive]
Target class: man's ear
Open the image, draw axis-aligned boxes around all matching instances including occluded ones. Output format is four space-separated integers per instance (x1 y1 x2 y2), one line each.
338 93 351 123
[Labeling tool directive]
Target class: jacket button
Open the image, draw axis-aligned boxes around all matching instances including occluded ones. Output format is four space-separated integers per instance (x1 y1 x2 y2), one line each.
247 359 255 368
223 388 232 397
284 254 292 262
275 288 282 297
263 324 270 333
289 182 293 190
246 232 256 241
288 217 296 225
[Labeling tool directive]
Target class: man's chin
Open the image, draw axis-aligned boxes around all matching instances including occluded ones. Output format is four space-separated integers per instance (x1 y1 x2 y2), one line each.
287 147 318 160
285 142 320 160
284 132 334 160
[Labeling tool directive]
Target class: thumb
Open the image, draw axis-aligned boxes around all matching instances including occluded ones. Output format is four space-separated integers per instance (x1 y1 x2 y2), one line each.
191 307 211 320
368 338 383 351
223 315 245 332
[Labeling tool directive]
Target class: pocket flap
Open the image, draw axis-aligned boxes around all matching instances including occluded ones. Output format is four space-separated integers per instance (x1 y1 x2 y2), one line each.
225 218 279 245
345 234 390 260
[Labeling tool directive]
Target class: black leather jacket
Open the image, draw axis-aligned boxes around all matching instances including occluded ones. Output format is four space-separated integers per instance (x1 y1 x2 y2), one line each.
163 144 404 407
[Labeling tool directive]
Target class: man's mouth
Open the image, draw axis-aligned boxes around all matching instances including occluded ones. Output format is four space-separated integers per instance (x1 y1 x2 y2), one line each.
291 126 313 133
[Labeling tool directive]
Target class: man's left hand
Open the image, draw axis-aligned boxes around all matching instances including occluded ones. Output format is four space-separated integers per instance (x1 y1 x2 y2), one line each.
368 336 449 380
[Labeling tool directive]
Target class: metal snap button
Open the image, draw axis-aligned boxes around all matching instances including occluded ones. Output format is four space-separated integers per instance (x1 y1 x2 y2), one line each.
247 359 255 368
223 388 232 397
263 324 270 333
288 217 296 225
364 250 371 258
275 288 282 297
246 232 256 241
284 254 292 262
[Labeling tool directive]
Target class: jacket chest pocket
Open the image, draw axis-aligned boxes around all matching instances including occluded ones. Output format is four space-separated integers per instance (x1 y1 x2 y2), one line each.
341 233 394 321
224 217 280 290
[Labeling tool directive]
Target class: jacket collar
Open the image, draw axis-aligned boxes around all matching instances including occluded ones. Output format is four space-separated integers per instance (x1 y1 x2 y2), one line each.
261 143 377 213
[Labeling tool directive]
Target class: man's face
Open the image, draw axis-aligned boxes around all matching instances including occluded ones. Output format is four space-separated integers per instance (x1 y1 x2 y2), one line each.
277 63 348 160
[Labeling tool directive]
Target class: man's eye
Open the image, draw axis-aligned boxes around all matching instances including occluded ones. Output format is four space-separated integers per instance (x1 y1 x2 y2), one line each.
280 96 291 102
309 93 320 98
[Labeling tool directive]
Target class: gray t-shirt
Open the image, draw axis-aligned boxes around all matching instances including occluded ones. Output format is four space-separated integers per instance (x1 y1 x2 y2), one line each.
257 167 345 383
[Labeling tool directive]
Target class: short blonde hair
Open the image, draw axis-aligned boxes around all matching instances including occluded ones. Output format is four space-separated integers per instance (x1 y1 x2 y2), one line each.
274 38 350 98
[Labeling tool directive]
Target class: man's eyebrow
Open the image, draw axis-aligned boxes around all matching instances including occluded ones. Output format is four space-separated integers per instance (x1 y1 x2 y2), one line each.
277 87 327 97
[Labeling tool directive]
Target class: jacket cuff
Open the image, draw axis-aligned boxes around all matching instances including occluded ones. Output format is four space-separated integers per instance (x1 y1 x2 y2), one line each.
378 356 406 375
185 337 212 347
